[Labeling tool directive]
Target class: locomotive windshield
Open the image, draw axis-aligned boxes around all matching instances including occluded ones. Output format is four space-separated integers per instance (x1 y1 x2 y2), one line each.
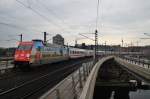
17 45 32 50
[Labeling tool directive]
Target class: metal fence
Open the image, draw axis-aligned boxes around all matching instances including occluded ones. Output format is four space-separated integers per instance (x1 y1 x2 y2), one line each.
120 56 150 69
0 57 14 75
40 61 94 99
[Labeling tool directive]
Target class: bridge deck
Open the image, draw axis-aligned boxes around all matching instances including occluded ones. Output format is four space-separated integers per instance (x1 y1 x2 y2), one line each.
115 57 150 83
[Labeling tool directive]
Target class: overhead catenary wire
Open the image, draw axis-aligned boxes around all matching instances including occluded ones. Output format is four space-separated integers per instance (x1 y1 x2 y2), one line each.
0 38 19 42
95 0 103 37
16 0 67 33
0 22 23 30
35 0 77 33
96 0 100 30
79 33 95 41
36 0 97 34
0 22 42 33
35 0 67 25
78 0 101 44
0 12 45 33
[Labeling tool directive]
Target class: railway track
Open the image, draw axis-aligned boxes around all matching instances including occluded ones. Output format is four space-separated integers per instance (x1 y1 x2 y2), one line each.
0 57 92 99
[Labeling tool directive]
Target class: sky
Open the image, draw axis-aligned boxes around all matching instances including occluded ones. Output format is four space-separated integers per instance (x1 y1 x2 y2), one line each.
0 0 150 47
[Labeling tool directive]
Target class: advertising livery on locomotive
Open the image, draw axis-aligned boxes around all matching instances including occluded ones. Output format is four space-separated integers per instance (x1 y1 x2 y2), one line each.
14 39 94 68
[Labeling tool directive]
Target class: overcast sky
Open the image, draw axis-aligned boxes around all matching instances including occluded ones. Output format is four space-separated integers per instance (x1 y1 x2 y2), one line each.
0 0 150 47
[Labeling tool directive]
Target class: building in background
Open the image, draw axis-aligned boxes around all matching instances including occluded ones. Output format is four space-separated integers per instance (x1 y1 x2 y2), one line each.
52 34 64 46
143 46 150 59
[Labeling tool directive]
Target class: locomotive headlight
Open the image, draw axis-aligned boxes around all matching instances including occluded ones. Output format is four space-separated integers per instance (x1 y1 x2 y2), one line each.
26 54 30 58
15 54 18 58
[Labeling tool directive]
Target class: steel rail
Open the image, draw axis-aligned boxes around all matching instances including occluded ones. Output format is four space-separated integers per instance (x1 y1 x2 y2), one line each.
21 66 78 99
0 60 88 98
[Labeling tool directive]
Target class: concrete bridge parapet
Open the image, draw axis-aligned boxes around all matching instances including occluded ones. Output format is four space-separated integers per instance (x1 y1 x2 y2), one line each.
79 56 114 99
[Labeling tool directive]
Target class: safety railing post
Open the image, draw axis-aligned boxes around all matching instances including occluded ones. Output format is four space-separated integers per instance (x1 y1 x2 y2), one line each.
78 67 83 89
139 58 140 65
83 64 86 81
6 60 8 70
86 63 89 76
71 74 77 99
56 89 61 99
143 60 144 67
88 63 90 75
89 62 92 72
85 64 88 77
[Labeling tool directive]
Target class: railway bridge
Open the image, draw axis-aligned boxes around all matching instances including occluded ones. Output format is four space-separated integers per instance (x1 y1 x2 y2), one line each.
41 56 150 99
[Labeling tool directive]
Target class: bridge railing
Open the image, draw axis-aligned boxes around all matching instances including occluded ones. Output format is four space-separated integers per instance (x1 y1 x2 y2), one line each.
120 56 150 69
0 57 14 75
40 61 94 99
79 56 114 99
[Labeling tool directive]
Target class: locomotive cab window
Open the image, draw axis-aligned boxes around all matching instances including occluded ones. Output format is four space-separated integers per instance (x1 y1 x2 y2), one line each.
17 45 32 50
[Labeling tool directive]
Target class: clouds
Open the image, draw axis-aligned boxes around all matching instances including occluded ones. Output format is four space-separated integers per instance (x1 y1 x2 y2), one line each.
102 0 150 28
97 0 150 45
0 0 150 47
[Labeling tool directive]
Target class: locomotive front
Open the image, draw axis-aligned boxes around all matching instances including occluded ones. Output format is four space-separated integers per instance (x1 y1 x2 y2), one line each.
14 42 33 66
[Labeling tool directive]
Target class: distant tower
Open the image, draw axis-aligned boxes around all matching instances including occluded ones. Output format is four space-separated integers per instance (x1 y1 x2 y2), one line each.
121 39 124 47
19 34 22 42
75 39 77 45
53 34 64 46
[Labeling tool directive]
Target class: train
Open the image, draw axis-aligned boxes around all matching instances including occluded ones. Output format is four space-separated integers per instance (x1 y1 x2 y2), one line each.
14 39 96 68
14 39 143 69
